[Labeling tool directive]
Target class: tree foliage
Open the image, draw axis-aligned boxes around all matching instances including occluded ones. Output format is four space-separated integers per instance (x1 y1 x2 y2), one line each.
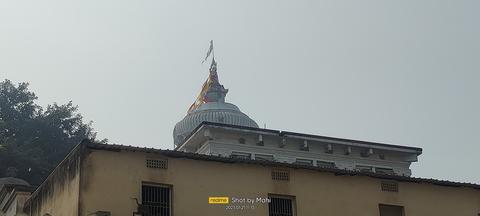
0 79 104 185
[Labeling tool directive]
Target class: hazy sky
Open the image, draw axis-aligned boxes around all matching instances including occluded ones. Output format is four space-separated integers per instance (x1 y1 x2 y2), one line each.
1 0 479 183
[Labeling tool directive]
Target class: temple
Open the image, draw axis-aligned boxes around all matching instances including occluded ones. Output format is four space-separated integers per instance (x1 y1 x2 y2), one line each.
17 46 480 216
173 59 422 177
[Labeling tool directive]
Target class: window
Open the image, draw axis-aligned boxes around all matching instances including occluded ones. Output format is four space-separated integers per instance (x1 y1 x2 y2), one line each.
295 158 313 166
376 167 395 175
316 161 336 168
142 184 171 216
255 154 274 161
230 151 251 160
356 165 373 173
268 195 295 216
92 212 111 216
379 204 404 216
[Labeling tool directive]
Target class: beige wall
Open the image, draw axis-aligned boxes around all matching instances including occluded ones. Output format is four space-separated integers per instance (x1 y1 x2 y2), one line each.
28 152 81 216
79 149 480 216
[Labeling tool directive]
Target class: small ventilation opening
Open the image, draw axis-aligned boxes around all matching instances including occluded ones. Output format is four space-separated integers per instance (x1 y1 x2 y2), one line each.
146 158 168 169
381 181 399 192
316 161 336 168
294 158 313 166
272 169 289 181
356 165 373 173
255 154 274 161
376 168 395 175
230 151 251 160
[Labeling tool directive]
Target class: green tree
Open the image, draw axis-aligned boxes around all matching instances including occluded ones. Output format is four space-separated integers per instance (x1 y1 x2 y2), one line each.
0 79 105 185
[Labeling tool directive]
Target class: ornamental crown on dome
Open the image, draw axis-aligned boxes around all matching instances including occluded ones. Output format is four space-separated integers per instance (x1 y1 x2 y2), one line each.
187 59 228 113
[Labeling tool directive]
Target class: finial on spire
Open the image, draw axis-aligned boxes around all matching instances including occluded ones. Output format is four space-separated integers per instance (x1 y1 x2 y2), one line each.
210 57 217 73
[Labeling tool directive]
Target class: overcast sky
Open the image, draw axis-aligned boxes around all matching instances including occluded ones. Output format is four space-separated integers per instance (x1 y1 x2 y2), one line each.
1 0 479 183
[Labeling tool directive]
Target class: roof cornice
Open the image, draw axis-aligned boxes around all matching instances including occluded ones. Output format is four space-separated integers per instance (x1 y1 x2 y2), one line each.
179 121 422 153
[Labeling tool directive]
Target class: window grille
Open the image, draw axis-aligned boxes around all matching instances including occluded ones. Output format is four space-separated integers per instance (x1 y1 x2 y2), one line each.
230 151 251 160
268 196 295 216
255 154 274 161
271 169 289 181
294 158 313 166
379 204 404 216
381 181 399 192
316 161 336 168
92 211 110 216
376 167 395 175
142 184 171 216
146 158 168 169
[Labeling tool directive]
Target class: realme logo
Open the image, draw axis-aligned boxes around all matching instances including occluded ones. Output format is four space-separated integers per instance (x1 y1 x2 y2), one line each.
208 197 229 204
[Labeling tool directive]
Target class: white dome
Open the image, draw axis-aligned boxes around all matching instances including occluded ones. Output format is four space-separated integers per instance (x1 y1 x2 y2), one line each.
173 102 258 145
0 177 30 188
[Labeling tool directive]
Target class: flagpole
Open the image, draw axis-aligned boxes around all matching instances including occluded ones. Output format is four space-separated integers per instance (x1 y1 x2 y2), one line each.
212 40 215 63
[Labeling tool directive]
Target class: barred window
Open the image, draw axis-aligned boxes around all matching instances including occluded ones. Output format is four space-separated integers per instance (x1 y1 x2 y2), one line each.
92 212 110 216
230 151 251 160
142 184 171 216
268 195 295 216
316 161 336 168
379 204 404 216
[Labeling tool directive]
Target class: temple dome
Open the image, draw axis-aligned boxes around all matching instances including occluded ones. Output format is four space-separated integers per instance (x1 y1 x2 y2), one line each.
173 59 258 146
173 102 258 145
0 177 30 188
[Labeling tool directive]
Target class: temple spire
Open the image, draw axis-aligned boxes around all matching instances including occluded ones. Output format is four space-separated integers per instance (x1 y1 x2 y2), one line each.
187 41 228 113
